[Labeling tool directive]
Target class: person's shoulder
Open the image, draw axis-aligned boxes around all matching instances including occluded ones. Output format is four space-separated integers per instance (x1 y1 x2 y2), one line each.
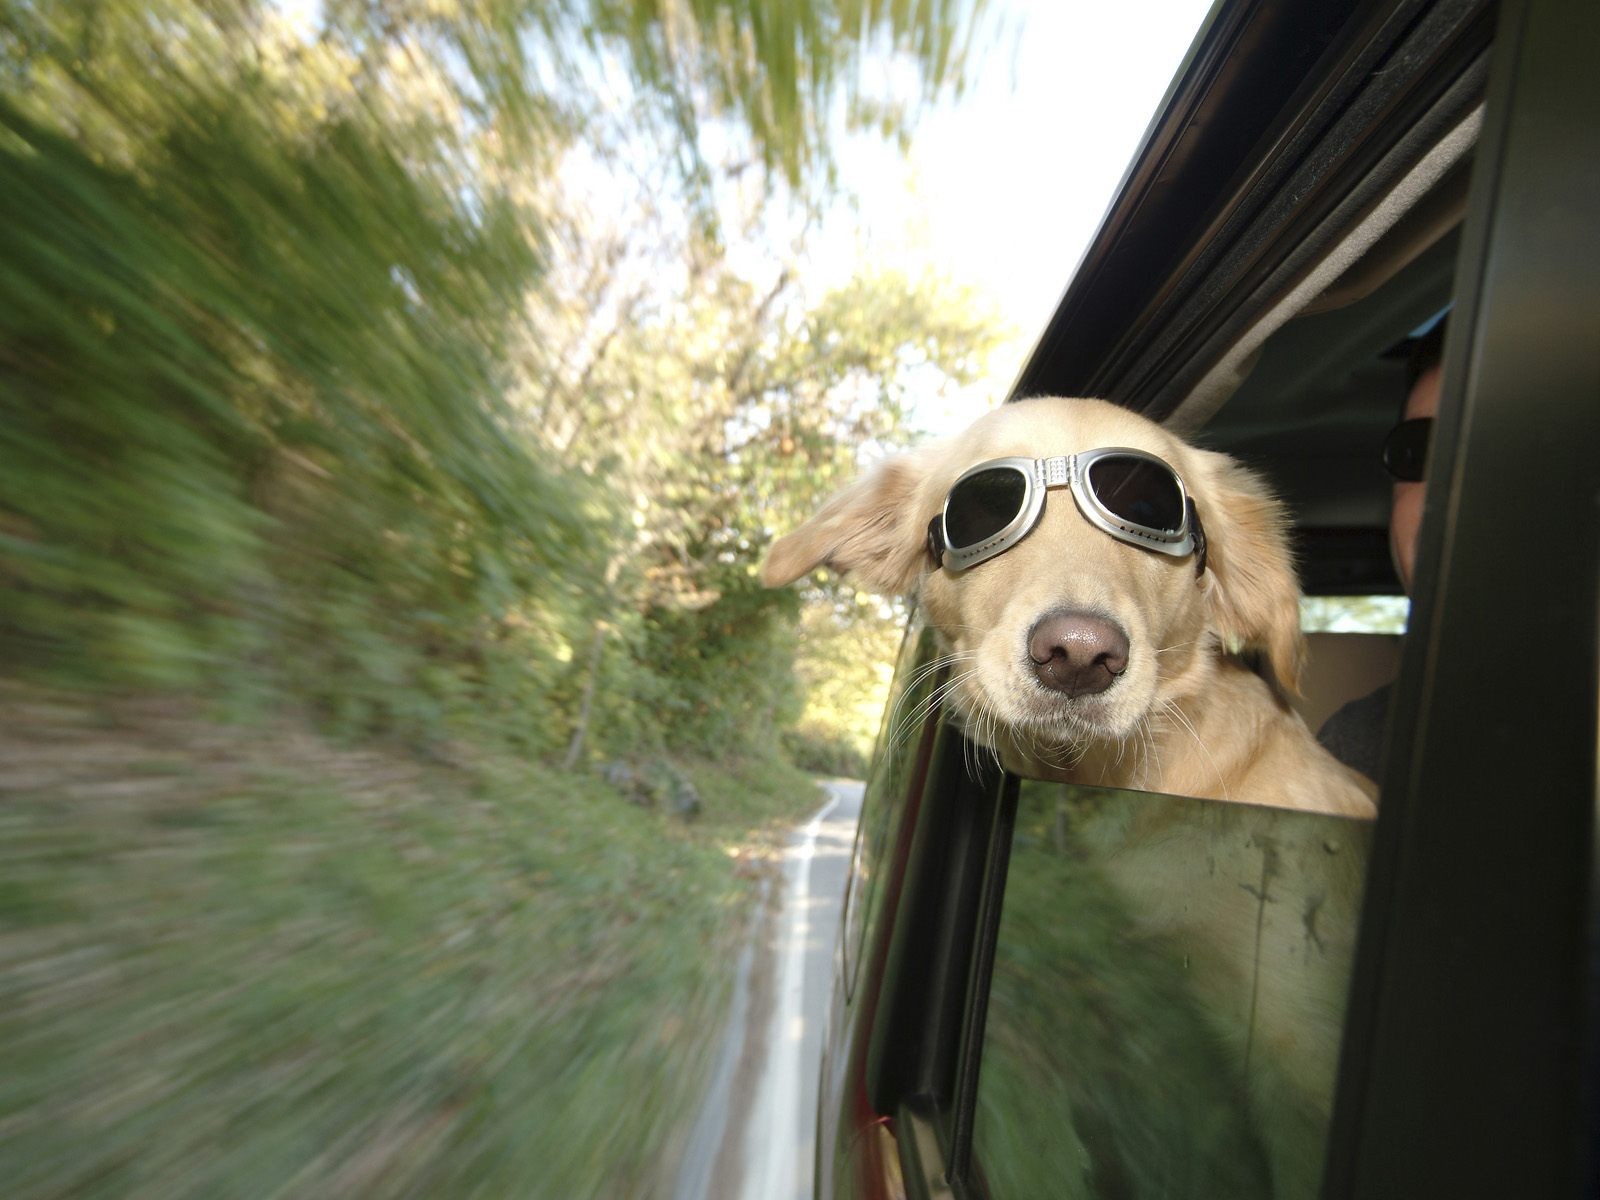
1317 683 1392 783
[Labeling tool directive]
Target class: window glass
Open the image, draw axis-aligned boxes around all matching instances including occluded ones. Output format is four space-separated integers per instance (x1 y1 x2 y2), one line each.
842 612 942 995
971 779 1371 1199
1299 594 1409 634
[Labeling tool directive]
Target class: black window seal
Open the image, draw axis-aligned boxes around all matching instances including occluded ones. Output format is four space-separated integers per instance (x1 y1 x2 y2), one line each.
864 722 1003 1118
944 770 1019 1196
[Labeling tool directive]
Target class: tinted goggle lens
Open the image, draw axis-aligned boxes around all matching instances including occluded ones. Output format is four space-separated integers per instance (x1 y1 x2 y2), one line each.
1382 417 1432 482
941 454 1188 555
1085 454 1186 532
944 466 1029 549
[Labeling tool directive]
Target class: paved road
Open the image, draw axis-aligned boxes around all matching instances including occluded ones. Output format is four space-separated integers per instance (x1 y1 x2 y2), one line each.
673 780 864 1200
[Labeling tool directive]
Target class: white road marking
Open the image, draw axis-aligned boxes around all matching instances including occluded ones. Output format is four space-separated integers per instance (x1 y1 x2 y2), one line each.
743 786 843 1200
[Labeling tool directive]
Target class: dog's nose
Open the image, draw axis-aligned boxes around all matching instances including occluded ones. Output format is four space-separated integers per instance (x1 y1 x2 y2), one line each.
1027 611 1130 697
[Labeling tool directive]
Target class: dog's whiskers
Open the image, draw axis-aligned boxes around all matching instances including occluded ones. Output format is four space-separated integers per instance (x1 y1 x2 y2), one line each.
890 667 981 753
1159 697 1229 802
985 702 1005 773
1141 715 1163 784
899 650 977 695
884 653 980 751
1153 639 1201 655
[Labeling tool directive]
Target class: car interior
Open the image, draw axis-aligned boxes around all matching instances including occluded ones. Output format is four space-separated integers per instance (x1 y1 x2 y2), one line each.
1195 133 1470 736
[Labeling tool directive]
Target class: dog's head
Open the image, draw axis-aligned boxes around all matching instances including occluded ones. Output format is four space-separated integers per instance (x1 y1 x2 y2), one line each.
762 397 1304 746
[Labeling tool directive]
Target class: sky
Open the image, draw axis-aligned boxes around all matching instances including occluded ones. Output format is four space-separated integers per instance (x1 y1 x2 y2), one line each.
812 0 1216 434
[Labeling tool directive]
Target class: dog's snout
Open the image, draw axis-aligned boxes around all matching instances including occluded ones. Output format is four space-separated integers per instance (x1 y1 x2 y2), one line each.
1027 611 1130 698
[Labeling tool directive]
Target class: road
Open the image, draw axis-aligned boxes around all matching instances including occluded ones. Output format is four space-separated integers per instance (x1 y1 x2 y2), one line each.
672 779 863 1200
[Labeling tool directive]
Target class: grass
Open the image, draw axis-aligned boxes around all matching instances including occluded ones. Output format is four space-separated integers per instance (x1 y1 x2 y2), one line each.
0 692 823 1198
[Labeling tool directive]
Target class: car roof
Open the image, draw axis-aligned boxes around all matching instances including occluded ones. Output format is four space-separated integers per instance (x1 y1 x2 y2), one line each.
1007 0 1493 594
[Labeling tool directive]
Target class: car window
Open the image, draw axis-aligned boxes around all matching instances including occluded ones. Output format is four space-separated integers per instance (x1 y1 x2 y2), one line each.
843 612 942 995
969 778 1371 1199
1299 595 1409 634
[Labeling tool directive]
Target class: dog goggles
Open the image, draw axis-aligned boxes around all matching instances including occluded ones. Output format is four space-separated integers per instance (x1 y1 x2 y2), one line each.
926 448 1204 573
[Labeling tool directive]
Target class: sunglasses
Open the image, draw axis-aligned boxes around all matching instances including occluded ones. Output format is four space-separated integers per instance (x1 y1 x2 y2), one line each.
1382 416 1433 482
926 448 1204 574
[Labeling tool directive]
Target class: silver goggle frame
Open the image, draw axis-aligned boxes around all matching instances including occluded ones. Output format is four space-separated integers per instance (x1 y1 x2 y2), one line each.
933 447 1198 573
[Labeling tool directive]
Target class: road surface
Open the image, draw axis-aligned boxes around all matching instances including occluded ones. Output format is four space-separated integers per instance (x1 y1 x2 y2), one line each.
672 779 863 1200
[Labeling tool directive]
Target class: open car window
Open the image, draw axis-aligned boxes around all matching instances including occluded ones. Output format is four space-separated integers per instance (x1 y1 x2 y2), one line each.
945 206 1467 1191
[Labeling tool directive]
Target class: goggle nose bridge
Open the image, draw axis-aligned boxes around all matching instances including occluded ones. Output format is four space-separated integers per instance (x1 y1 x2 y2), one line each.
1038 455 1073 489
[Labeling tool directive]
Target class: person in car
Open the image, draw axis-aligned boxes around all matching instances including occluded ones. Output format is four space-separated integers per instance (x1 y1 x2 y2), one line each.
1317 318 1445 781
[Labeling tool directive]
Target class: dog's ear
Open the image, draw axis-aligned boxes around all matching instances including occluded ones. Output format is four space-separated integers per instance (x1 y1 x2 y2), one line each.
1190 450 1306 694
761 455 931 595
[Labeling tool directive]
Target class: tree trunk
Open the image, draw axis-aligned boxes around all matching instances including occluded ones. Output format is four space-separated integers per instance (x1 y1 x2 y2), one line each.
561 621 609 770
561 554 626 770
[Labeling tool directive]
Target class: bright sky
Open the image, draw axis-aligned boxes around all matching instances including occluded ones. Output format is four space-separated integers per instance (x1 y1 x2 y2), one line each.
813 0 1216 435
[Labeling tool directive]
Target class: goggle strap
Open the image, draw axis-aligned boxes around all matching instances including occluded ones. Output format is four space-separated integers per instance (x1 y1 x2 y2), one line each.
1187 497 1208 577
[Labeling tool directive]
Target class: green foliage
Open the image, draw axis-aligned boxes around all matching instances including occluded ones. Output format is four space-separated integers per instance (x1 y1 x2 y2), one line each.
783 593 905 768
525 170 1001 765
522 0 998 190
0 1 1007 1190
1299 595 1409 634
0 0 1001 763
0 708 821 1197
0 86 599 748
782 724 871 779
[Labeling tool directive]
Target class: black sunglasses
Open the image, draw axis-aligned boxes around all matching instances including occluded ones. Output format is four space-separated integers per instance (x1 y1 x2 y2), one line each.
1382 416 1433 482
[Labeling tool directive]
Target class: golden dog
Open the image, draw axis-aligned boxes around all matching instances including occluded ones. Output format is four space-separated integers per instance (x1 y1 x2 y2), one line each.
763 397 1375 818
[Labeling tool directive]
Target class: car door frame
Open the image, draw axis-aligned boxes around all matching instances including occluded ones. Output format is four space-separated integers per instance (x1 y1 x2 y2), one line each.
1321 0 1600 1193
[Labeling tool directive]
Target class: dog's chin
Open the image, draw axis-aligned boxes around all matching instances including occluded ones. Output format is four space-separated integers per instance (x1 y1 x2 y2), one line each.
951 679 1148 752
1013 696 1140 745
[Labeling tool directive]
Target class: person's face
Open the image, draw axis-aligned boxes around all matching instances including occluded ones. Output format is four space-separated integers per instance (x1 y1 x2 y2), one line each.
1390 363 1441 594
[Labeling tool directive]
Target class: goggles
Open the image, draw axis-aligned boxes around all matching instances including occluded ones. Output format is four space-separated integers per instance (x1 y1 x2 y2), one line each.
1382 416 1433 482
926 448 1205 574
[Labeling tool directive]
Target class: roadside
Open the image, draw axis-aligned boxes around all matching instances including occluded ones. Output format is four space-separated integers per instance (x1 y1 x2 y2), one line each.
672 781 864 1200
0 692 820 1199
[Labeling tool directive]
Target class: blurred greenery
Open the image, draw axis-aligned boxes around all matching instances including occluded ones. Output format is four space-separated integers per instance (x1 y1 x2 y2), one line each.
0 0 1000 762
0 0 1001 1194
0 696 823 1197
781 597 906 777
1299 594 1409 634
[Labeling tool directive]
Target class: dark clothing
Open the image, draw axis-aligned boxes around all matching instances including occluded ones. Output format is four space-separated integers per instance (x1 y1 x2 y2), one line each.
1317 682 1392 783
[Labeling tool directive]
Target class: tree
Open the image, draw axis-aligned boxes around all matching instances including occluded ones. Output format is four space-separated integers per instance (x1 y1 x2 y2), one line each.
521 126 1002 762
0 0 1004 764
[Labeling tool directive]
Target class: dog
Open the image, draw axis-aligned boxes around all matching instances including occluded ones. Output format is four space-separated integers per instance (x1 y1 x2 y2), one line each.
762 396 1375 819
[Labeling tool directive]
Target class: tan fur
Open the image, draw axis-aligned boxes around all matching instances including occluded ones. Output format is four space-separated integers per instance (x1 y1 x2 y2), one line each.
764 397 1375 818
